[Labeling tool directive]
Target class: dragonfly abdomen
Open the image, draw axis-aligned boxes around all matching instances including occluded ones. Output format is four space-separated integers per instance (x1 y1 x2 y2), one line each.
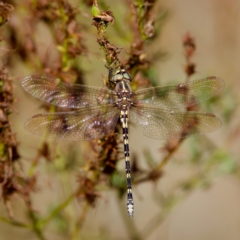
120 110 134 217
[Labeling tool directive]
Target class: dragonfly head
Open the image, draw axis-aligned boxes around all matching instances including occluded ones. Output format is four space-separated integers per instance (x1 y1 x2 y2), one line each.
108 68 132 83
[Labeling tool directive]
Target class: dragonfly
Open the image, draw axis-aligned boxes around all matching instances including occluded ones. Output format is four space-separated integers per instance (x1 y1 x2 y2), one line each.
22 68 224 217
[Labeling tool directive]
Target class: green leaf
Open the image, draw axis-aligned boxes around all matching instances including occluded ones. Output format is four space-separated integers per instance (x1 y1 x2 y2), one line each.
91 5 100 17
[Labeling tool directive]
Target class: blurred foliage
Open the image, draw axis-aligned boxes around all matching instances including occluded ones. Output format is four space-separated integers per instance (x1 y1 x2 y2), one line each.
0 0 238 240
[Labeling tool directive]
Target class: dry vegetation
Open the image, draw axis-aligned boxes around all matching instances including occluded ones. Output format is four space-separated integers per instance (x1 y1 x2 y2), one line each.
0 1 238 240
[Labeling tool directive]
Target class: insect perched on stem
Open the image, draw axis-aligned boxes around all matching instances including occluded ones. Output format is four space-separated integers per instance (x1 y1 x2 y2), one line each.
22 68 224 216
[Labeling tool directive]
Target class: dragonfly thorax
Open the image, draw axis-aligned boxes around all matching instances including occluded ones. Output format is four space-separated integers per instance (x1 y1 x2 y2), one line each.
114 80 133 110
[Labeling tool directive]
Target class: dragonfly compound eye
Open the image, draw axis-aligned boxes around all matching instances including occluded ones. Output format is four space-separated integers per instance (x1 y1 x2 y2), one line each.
109 68 132 83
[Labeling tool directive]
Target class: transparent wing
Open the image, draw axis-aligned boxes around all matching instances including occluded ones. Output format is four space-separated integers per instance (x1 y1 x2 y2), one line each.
22 75 116 108
133 76 224 109
129 107 222 139
24 107 120 141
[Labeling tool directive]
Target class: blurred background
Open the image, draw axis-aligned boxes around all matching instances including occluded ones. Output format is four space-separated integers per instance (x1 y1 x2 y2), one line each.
0 0 240 239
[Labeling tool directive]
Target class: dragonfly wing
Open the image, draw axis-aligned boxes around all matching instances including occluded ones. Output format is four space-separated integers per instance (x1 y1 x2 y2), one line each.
22 75 116 108
24 107 120 141
129 107 222 139
133 76 224 109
